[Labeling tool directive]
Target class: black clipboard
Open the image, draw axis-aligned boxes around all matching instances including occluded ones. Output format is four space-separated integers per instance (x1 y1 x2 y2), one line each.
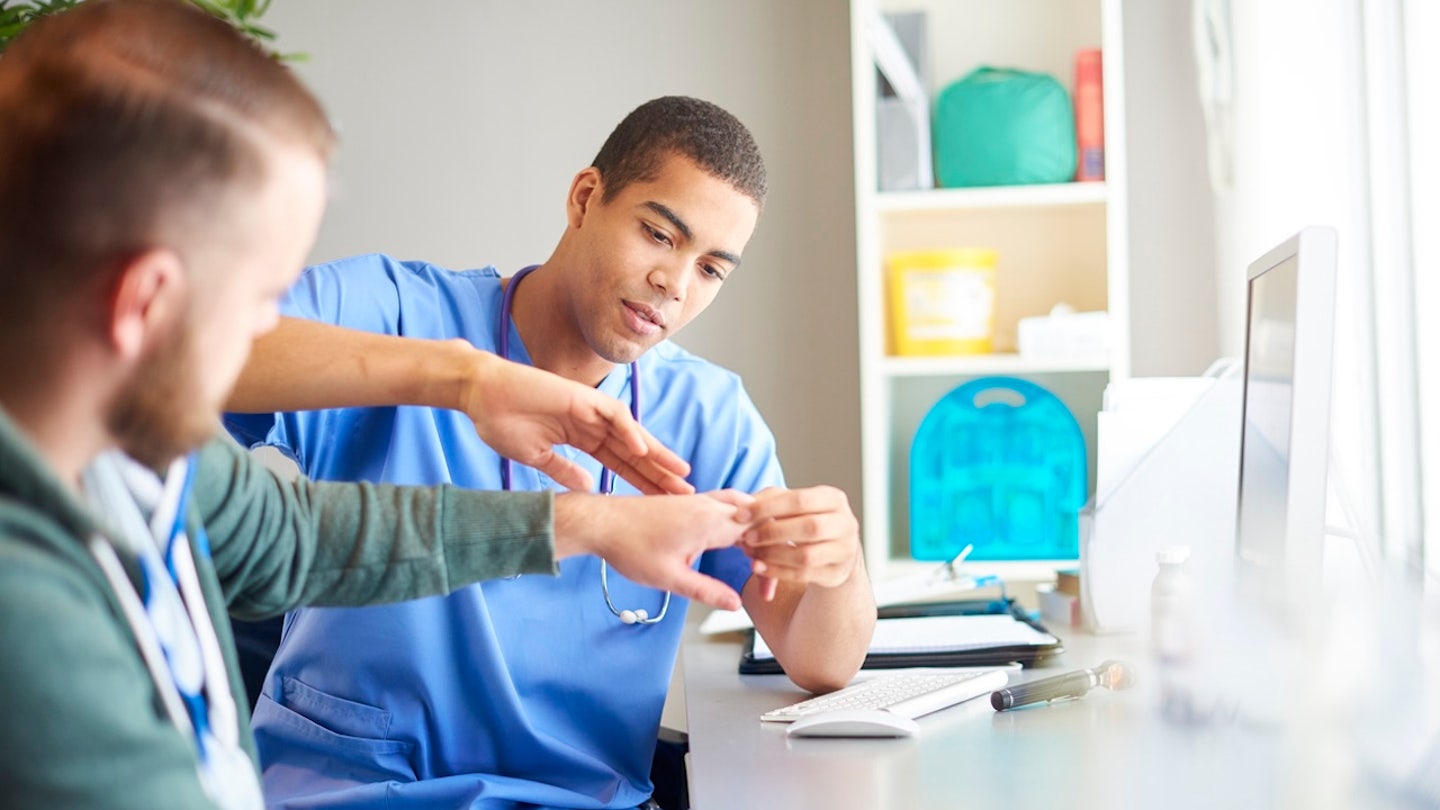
738 597 1064 675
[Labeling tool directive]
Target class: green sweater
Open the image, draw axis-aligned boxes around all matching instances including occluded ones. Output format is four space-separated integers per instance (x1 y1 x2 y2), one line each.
0 408 557 809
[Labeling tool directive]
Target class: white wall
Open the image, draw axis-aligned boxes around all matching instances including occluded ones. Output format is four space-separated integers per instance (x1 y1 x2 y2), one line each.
1120 0 1219 377
262 1 863 506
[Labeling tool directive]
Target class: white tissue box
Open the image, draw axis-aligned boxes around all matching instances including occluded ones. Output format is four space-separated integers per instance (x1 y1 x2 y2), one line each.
1017 310 1110 362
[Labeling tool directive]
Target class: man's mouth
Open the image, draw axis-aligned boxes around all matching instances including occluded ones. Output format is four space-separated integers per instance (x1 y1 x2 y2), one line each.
623 301 666 330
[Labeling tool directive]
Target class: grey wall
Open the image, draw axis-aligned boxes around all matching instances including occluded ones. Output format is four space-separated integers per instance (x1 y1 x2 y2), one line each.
264 1 863 505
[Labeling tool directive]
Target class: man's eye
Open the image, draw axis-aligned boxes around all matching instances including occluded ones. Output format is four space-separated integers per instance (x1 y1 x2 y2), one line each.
643 223 672 247
701 264 725 281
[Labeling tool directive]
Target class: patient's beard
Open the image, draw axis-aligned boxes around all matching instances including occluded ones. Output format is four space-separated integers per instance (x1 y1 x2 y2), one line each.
106 319 215 469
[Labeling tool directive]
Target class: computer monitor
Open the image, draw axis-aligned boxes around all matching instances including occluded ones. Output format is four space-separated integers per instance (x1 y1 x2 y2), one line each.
1234 227 1339 601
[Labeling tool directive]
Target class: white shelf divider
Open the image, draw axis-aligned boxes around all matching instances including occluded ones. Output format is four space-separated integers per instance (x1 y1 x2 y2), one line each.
878 182 1107 214
881 353 1111 378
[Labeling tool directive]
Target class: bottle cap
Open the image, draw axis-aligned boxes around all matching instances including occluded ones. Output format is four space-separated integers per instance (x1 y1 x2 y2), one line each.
1155 546 1191 565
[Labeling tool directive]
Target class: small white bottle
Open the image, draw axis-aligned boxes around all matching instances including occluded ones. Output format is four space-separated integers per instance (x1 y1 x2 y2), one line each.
1150 545 1193 664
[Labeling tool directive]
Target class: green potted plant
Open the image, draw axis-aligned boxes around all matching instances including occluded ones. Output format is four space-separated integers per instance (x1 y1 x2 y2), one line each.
0 0 292 56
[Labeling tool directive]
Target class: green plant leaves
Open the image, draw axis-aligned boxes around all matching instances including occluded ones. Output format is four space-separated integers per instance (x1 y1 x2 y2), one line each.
0 0 301 59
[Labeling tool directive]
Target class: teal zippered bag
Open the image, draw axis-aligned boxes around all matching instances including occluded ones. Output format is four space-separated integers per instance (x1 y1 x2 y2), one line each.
933 66 1076 187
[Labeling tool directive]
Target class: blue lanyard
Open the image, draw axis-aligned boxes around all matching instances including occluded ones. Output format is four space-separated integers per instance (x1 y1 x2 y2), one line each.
496 265 640 493
147 461 217 759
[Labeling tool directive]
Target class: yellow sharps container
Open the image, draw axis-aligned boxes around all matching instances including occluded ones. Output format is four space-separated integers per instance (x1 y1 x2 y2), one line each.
887 248 998 356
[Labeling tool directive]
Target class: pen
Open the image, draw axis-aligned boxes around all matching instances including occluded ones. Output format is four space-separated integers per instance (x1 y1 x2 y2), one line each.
990 660 1134 711
929 543 973 585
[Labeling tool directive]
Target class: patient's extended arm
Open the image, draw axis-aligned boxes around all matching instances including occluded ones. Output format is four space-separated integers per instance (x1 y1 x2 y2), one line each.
226 316 693 496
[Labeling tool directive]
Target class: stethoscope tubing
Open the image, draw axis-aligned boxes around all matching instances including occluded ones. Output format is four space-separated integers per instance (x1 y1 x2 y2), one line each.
496 265 670 625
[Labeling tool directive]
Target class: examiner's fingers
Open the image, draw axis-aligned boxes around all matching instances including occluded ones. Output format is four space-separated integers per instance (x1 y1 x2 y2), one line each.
751 558 854 588
756 574 778 601
742 511 856 548
743 485 848 523
701 489 756 522
747 537 854 571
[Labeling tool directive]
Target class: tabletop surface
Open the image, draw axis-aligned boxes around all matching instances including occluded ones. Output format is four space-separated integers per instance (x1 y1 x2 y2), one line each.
681 621 1397 810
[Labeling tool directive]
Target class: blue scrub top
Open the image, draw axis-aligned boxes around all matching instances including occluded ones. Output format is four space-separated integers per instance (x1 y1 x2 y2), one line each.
225 254 784 810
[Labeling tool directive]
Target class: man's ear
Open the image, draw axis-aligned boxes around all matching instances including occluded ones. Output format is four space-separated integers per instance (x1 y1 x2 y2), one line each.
566 167 604 229
107 249 186 361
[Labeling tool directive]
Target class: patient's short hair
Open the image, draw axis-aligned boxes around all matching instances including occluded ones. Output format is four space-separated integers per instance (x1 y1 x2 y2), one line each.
591 96 767 210
0 0 335 329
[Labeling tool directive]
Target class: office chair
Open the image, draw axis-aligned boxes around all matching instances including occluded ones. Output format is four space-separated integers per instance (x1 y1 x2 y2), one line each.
650 725 690 810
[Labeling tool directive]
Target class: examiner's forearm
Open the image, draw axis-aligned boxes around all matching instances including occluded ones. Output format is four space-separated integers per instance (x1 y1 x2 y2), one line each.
226 316 485 414
749 560 876 694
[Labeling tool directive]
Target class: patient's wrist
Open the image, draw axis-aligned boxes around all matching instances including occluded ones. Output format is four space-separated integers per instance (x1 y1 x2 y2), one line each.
552 492 613 561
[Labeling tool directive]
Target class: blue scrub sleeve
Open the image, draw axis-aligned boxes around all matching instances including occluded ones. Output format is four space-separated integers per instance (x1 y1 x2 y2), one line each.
223 412 278 449
698 547 754 596
222 254 449 459
281 253 410 334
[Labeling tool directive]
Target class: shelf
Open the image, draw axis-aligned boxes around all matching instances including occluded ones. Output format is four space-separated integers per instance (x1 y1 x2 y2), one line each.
877 182 1108 214
851 0 1129 582
881 353 1110 377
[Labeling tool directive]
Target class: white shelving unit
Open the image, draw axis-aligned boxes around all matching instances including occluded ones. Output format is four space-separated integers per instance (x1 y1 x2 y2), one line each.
850 0 1130 582
876 181 1108 213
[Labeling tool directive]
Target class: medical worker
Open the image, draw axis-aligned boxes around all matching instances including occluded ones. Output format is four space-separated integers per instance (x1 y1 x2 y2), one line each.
0 6 772 808
226 96 878 809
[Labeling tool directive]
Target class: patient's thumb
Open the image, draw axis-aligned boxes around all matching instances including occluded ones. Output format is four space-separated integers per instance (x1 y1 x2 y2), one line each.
668 571 741 612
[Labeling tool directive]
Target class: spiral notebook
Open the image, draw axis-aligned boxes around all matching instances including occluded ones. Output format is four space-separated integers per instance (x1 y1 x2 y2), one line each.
739 598 1063 674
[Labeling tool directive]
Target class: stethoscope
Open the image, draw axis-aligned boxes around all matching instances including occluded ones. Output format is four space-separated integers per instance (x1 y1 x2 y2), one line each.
498 265 671 625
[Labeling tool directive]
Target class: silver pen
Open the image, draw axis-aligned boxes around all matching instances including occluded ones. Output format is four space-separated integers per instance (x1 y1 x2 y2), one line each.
990 660 1134 711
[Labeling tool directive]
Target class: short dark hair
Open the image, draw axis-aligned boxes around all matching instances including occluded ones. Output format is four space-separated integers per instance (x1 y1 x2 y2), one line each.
591 96 767 210
0 0 335 332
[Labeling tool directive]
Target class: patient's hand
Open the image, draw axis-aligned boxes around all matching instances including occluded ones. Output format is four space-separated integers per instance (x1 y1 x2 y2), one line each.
554 490 755 611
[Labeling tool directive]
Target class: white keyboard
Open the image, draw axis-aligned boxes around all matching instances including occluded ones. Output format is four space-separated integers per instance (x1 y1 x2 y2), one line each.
760 668 1011 723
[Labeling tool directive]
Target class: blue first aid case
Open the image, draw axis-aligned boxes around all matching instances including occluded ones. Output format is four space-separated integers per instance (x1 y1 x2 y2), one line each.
909 376 1086 561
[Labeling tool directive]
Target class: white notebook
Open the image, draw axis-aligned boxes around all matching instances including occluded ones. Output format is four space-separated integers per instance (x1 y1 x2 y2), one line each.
749 613 1057 663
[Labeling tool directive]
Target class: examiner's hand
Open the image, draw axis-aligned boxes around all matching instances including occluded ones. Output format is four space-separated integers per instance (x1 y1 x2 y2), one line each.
740 486 862 596
554 491 755 611
462 351 693 496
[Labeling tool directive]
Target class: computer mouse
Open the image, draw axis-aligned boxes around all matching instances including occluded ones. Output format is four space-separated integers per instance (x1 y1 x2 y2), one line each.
785 709 920 739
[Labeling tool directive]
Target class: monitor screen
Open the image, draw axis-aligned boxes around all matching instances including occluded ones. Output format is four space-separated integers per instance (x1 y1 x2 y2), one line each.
1234 228 1337 599
1236 255 1298 569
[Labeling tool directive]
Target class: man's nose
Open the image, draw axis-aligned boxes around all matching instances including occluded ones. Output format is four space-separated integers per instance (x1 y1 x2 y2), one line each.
647 260 690 301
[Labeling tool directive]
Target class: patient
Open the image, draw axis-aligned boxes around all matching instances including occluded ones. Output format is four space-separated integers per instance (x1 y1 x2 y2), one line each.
0 5 763 808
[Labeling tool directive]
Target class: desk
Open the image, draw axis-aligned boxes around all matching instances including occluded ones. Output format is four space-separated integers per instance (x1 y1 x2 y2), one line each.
681 622 1393 809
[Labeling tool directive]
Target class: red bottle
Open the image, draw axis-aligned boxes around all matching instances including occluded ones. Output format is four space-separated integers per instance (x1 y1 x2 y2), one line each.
1074 49 1104 182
